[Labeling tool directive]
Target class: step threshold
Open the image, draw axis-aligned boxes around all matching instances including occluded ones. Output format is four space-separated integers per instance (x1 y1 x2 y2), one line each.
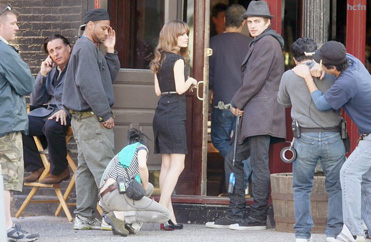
152 195 254 206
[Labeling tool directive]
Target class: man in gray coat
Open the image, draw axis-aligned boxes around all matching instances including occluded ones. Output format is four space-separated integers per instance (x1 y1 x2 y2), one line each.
62 8 120 230
23 34 72 184
206 1 286 230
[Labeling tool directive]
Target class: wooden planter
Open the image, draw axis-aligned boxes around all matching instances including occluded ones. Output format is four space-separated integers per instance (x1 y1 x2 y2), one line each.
270 173 328 233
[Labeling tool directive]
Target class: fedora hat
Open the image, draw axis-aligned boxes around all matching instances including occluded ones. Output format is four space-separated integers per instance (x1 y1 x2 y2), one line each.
242 1 273 19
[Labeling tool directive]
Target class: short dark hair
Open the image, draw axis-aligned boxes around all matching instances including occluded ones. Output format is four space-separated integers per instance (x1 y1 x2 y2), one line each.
212 3 227 18
0 4 19 18
43 34 70 54
127 128 150 149
291 38 317 63
225 4 246 28
324 60 349 72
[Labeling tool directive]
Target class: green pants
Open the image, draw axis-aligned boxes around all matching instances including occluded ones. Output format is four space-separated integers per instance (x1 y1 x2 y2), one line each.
71 116 115 218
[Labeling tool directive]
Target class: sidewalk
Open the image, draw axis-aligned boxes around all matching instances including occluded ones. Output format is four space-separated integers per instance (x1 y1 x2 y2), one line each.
12 216 334 242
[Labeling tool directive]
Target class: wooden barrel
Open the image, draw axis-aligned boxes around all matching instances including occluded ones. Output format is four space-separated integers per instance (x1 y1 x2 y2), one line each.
270 173 328 233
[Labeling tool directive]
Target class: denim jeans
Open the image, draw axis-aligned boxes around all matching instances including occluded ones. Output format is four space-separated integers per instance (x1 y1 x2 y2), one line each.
224 135 271 221
340 134 371 236
292 132 345 239
211 108 251 187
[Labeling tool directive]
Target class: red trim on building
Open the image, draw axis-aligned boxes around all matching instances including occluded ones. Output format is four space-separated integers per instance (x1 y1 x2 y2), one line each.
346 0 367 152
265 0 282 34
95 0 99 8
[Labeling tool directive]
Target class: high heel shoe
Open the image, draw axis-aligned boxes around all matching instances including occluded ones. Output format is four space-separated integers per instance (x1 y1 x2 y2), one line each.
168 219 183 229
160 222 174 231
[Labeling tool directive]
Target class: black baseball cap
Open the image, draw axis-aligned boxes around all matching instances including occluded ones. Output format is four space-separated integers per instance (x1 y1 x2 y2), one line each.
83 8 110 24
313 41 347 66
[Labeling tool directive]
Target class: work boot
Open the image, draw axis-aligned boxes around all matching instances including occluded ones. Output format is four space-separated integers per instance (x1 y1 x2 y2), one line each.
40 168 70 184
104 212 129 236
23 167 45 182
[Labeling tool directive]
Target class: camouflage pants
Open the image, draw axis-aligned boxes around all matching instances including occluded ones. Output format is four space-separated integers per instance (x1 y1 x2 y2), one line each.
0 132 24 192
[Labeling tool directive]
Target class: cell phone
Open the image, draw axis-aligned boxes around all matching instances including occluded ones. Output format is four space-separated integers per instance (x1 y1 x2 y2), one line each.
117 176 126 194
48 56 55 67
292 120 301 138
341 119 347 139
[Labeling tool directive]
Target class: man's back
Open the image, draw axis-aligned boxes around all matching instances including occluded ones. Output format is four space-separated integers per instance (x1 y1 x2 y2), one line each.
209 32 251 106
278 61 341 128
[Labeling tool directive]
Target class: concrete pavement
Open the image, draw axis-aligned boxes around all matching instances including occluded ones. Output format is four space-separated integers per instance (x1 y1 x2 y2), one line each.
12 216 333 242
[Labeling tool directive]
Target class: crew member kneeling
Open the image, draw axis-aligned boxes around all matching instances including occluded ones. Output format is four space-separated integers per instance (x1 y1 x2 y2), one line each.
99 128 170 236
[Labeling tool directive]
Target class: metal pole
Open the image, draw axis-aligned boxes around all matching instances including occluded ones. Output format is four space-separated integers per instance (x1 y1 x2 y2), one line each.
200 0 211 196
0 165 8 241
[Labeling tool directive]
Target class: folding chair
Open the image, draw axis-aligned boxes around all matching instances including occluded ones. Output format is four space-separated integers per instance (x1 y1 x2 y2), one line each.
16 127 77 222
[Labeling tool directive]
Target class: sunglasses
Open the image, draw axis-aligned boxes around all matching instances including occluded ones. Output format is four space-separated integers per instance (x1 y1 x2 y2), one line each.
1 5 11 15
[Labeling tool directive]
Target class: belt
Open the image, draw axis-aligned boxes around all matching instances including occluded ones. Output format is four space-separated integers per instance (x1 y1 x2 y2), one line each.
301 126 340 133
214 101 231 110
161 91 177 95
69 109 96 118
100 183 118 198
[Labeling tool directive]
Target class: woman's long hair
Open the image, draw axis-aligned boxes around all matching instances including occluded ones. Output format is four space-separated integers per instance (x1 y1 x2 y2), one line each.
150 20 190 74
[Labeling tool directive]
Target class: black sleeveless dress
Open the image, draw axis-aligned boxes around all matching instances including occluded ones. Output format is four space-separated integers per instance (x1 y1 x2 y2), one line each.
153 52 188 154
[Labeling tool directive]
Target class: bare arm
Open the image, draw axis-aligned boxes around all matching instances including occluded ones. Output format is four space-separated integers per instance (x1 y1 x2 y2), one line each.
137 149 149 190
154 74 161 96
174 59 197 94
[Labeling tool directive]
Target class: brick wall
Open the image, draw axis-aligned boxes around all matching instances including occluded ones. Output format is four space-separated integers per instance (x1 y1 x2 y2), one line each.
7 0 92 75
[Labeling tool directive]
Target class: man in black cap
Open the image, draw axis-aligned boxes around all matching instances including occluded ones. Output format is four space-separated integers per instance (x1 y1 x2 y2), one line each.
62 8 120 230
293 40 371 242
206 0 286 231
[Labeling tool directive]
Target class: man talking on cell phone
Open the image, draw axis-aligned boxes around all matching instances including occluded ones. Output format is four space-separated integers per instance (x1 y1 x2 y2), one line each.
23 34 72 185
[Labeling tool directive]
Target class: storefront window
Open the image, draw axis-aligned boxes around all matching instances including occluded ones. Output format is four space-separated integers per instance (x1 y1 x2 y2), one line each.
108 0 164 69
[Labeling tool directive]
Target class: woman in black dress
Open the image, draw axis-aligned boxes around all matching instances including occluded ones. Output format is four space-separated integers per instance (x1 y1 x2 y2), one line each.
150 20 197 230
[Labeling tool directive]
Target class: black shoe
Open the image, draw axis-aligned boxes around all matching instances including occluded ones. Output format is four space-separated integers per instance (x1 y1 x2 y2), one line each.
205 215 241 229
229 217 266 231
168 220 183 229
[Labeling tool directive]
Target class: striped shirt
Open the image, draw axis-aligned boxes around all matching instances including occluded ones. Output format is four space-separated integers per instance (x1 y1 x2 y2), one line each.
99 143 148 189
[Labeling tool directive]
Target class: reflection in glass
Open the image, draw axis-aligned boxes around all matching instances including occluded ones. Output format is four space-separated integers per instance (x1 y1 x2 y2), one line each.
134 1 163 69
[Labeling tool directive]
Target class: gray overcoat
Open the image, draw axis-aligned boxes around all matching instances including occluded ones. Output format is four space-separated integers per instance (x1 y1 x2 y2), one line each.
231 29 286 144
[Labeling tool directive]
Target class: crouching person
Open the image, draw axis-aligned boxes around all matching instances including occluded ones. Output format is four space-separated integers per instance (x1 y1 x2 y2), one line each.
99 128 170 236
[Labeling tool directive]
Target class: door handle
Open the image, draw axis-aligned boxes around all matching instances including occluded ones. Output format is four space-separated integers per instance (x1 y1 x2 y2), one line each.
196 81 204 101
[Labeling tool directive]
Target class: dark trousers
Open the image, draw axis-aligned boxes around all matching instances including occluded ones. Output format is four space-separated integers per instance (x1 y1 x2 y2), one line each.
225 135 271 222
23 115 71 175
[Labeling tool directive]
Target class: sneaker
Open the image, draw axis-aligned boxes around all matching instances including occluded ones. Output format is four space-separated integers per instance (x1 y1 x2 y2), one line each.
73 215 101 230
205 215 241 229
101 215 112 231
7 223 39 242
125 222 143 234
336 224 366 242
295 236 313 242
229 217 266 231
104 212 129 237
